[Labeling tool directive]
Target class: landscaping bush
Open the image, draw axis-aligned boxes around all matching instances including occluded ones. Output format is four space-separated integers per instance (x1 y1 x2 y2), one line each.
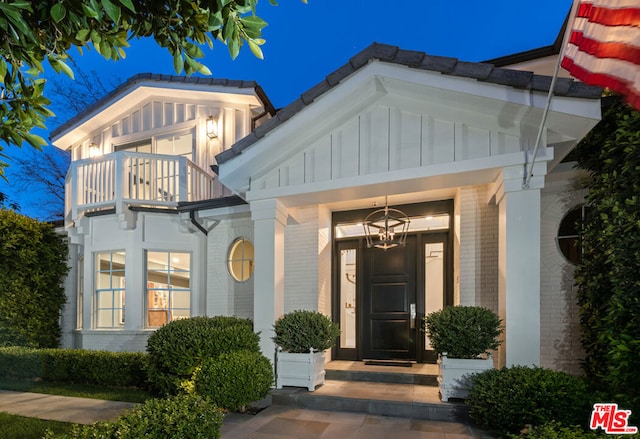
0 325 35 347
48 393 224 439
0 209 69 348
513 421 602 439
467 366 593 437
0 347 147 388
423 305 502 359
193 350 273 412
272 310 340 353
146 316 260 395
0 347 42 380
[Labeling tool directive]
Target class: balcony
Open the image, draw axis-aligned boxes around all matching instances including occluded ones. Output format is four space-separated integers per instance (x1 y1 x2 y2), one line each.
65 152 218 223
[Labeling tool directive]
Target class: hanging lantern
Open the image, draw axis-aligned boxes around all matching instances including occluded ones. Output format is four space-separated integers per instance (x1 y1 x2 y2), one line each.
363 200 410 250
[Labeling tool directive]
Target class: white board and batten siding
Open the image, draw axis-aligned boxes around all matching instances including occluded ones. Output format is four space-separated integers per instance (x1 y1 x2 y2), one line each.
252 105 522 191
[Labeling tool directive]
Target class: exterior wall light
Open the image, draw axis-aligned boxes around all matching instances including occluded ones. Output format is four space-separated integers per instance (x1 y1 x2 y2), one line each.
206 115 218 139
88 142 102 157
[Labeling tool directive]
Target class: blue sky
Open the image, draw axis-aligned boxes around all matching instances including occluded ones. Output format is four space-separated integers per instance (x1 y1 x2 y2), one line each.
1 0 573 218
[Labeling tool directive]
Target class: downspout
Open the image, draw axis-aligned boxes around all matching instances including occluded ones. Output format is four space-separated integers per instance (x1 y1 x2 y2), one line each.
190 210 209 235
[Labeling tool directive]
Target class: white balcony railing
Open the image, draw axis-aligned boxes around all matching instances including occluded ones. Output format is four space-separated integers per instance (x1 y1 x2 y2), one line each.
65 152 218 223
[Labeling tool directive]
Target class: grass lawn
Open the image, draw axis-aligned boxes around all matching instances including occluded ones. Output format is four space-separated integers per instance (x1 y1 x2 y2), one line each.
0 412 75 439
0 378 152 403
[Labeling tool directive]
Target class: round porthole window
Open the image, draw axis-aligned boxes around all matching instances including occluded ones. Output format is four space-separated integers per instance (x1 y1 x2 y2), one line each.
557 205 586 264
227 238 254 282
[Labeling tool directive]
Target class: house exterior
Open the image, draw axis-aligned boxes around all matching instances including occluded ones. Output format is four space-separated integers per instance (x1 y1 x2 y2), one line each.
51 43 601 373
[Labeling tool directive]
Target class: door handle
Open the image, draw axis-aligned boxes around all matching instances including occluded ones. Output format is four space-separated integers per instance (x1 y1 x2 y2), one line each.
410 303 416 329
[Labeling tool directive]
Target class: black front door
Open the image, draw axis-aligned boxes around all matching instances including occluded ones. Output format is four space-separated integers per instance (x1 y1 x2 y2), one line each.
362 236 417 360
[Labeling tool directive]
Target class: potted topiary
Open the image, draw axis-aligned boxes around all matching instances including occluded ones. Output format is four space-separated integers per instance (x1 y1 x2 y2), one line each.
272 310 340 391
423 305 503 401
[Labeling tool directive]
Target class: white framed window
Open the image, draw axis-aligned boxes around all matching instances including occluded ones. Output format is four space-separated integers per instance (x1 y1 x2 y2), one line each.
227 238 254 282
557 204 587 264
146 251 191 327
95 251 126 328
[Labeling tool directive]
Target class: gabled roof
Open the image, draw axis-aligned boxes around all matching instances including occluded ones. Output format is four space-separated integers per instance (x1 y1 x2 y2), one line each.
216 42 602 165
50 73 275 142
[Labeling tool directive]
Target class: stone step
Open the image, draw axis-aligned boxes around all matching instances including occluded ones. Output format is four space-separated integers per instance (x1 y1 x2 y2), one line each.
325 368 438 386
271 379 467 422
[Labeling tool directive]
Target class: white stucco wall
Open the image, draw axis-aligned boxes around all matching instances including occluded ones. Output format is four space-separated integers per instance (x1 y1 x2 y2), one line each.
540 174 587 374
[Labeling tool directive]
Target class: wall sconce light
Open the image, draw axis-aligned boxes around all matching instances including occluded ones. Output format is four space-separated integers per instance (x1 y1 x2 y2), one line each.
88 142 102 157
206 115 218 139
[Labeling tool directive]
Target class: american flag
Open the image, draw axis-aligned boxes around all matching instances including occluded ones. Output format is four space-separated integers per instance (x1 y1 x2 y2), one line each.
561 0 640 109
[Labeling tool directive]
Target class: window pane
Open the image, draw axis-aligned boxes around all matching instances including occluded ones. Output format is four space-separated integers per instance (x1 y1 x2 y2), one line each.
146 251 191 327
227 238 254 282
95 251 125 329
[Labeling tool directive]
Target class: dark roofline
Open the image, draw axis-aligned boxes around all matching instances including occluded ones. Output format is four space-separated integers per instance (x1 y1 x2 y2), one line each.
177 194 247 211
216 41 602 165
483 8 569 67
50 73 275 141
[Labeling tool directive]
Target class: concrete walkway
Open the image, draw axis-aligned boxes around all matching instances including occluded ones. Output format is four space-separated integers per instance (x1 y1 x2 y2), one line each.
0 390 136 424
0 390 493 438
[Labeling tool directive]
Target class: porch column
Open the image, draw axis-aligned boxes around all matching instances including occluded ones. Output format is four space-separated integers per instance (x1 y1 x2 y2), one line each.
251 198 287 363
496 165 544 368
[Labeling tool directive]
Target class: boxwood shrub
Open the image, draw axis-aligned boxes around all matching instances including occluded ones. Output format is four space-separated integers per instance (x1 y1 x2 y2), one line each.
193 350 273 411
48 393 223 439
0 347 147 388
146 316 260 395
272 310 340 353
467 366 593 437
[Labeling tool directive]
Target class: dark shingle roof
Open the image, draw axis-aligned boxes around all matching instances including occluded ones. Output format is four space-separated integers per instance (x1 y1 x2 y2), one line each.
216 42 602 164
50 73 274 141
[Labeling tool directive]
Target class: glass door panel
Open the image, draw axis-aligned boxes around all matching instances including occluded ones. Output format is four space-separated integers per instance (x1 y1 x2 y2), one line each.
424 242 444 350
339 248 357 349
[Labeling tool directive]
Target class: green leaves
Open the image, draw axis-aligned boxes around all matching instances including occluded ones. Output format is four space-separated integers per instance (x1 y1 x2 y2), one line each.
574 100 640 415
50 3 67 23
0 0 309 157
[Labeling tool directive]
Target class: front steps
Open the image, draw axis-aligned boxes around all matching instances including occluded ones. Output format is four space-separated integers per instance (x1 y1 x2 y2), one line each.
271 362 468 422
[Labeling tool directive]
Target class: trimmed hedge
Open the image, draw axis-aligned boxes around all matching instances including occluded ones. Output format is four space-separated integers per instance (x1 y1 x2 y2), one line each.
467 366 593 437
48 394 223 439
194 350 273 411
0 325 34 348
272 310 340 353
146 316 260 395
423 305 502 359
0 347 147 388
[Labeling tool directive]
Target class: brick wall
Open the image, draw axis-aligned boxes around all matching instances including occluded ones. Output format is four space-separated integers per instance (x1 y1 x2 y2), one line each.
284 206 321 313
206 216 254 319
456 185 499 313
540 179 587 374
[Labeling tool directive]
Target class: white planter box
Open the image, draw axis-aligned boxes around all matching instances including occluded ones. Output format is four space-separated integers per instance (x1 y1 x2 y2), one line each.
276 349 326 392
438 354 494 401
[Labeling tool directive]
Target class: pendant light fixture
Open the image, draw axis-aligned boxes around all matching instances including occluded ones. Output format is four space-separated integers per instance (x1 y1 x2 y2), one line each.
363 197 410 250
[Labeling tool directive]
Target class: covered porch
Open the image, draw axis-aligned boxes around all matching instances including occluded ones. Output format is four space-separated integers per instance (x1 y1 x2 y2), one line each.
217 44 601 369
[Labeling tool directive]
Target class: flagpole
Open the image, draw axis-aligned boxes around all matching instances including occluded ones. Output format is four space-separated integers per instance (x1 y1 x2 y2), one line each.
522 0 580 189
